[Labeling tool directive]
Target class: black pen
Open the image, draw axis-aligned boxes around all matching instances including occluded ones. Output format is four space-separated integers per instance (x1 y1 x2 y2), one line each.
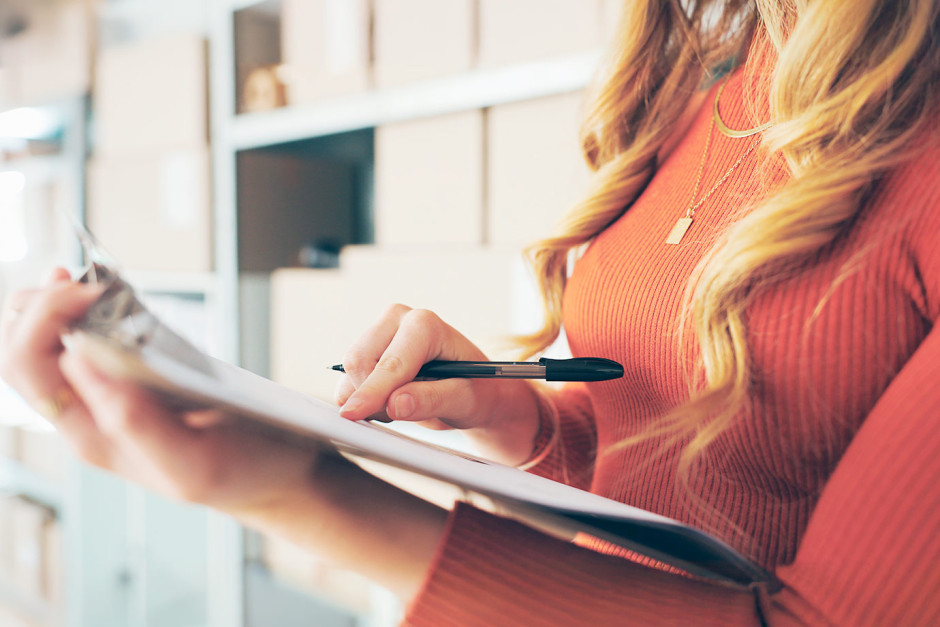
330 357 623 382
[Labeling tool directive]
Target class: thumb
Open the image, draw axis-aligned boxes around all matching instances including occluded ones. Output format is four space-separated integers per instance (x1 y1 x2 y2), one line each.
386 378 491 430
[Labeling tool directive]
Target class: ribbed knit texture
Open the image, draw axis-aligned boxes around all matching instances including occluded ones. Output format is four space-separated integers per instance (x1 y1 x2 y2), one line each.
405 67 940 626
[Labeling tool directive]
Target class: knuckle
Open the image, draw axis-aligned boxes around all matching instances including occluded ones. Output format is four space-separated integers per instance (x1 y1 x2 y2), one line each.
382 303 411 320
375 353 407 377
341 351 374 379
403 308 441 329
422 385 445 414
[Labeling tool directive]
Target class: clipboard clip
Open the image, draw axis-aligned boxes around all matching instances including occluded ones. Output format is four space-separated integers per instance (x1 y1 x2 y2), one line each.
76 263 156 349
64 215 214 376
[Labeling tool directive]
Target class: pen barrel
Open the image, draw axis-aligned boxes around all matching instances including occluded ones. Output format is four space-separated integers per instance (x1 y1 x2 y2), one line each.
416 361 545 379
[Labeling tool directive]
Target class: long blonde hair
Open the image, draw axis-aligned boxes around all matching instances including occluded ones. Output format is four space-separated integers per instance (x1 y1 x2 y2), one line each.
519 0 940 487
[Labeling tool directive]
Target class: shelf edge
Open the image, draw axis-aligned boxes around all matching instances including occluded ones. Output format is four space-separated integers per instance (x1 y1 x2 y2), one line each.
230 51 602 150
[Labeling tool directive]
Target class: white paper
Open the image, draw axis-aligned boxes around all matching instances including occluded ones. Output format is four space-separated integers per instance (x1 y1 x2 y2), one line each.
92 339 773 587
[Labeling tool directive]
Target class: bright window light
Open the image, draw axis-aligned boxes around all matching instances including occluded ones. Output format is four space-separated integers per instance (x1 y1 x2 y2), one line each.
0 106 61 140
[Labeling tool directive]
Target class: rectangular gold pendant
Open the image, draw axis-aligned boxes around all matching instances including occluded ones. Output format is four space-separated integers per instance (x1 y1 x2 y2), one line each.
665 217 693 245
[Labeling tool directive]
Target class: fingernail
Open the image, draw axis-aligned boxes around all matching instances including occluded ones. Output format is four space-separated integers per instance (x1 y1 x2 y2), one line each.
340 397 363 416
393 394 414 419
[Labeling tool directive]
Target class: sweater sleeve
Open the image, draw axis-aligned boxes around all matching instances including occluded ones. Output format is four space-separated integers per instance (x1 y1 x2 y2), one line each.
521 382 597 491
404 326 940 626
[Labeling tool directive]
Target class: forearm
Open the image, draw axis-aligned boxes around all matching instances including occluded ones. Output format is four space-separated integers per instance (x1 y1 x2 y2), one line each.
234 451 448 602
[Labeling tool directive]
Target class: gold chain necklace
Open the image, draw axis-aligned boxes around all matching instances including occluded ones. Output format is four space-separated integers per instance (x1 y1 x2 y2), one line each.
713 78 773 138
664 80 766 245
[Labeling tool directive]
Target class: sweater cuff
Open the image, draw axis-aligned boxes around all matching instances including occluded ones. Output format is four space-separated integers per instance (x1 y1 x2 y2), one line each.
516 383 559 471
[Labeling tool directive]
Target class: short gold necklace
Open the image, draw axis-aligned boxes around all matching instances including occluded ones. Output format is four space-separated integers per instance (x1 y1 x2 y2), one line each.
664 79 768 245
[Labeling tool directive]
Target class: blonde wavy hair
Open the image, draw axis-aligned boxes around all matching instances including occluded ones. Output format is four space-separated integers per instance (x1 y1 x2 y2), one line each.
519 0 940 490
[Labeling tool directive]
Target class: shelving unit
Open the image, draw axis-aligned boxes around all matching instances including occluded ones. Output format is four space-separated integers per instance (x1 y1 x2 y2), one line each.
229 51 600 150
206 1 601 624
0 458 63 513
0 577 61 627
3 1 605 625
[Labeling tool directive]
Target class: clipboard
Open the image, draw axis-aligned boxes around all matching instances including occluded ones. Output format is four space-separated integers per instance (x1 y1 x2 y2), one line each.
65 256 777 589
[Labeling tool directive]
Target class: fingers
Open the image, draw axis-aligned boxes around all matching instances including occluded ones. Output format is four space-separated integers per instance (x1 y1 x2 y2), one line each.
340 304 412 387
339 308 457 421
0 289 35 344
0 282 103 410
334 375 356 407
336 306 493 426
385 378 488 429
9 282 102 362
60 351 212 501
43 267 72 285
0 267 72 340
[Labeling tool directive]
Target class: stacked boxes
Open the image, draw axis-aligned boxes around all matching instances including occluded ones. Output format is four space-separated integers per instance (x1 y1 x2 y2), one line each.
277 0 609 105
0 497 62 607
372 0 476 88
0 0 96 106
374 110 485 247
280 0 372 105
273 6 599 397
476 0 603 68
88 34 212 273
486 92 591 246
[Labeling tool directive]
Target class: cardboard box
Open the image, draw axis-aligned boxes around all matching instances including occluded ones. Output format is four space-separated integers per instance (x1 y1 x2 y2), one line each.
477 0 603 68
270 246 524 401
280 0 371 104
11 499 48 600
41 518 63 604
486 92 592 246
87 148 213 272
373 0 475 88
94 34 208 155
0 0 95 105
0 497 15 582
374 110 484 246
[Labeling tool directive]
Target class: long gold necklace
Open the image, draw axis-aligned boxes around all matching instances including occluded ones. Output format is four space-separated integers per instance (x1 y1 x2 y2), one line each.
664 79 768 245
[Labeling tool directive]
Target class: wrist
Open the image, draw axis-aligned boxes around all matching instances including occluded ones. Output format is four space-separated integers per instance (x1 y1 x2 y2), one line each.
463 380 543 466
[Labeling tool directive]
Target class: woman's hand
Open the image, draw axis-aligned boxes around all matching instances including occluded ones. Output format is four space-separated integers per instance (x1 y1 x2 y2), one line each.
0 269 316 519
334 304 543 466
0 272 451 601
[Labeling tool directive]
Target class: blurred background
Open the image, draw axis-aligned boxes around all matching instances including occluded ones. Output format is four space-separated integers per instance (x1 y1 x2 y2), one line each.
0 0 619 625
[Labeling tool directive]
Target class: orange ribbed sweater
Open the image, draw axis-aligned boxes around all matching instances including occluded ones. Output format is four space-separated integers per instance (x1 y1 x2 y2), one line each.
405 68 940 625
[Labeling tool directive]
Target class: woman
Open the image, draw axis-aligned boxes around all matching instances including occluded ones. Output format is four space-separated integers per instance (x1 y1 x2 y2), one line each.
2 1 939 624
